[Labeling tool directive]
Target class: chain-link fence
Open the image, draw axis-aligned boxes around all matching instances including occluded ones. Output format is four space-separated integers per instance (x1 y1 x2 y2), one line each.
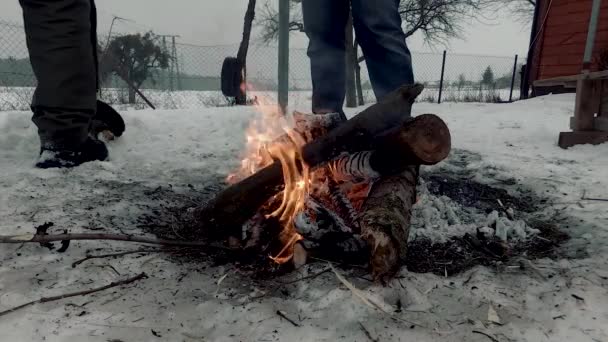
0 18 523 111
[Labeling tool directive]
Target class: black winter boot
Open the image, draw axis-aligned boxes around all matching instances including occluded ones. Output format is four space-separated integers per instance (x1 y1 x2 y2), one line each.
35 136 108 169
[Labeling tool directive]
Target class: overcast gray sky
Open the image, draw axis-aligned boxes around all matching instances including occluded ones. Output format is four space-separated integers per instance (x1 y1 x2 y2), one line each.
1 0 530 56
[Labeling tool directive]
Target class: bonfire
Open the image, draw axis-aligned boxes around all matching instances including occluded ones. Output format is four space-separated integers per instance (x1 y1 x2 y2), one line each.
193 83 452 282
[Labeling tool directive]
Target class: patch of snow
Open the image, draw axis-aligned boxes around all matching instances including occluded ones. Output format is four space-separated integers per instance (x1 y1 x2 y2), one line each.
0 93 607 341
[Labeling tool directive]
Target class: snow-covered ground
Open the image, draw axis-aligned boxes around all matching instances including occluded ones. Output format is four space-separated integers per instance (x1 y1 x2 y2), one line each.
0 86 521 111
1 94 607 341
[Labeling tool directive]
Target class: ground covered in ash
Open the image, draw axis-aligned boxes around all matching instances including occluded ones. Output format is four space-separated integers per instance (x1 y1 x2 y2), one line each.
405 151 570 276
141 149 572 278
2 96 607 341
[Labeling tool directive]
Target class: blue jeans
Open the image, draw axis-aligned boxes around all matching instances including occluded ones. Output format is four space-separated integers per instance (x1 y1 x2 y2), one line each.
302 0 414 114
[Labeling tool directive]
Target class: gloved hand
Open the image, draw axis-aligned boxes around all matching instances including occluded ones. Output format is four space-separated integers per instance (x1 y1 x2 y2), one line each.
90 100 125 141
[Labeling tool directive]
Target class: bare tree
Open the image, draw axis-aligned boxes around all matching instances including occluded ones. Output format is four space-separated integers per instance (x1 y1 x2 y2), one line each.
487 0 535 23
258 0 495 45
258 0 304 43
257 0 500 106
399 0 488 45
236 0 257 105
103 32 170 104
257 0 537 47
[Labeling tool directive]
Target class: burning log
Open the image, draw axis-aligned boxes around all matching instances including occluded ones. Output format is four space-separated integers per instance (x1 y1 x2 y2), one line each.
293 196 369 265
193 84 450 238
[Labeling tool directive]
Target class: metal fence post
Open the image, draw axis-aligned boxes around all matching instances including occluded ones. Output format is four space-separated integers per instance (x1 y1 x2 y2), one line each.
162 36 168 90
438 50 447 104
509 54 519 102
172 36 182 91
582 0 602 72
519 64 527 100
278 0 290 115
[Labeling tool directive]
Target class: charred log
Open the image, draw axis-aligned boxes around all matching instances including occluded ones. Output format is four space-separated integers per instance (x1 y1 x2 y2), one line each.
301 84 424 166
360 166 418 283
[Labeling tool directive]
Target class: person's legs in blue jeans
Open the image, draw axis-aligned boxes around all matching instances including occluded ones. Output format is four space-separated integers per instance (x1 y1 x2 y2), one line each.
351 0 414 101
301 0 349 116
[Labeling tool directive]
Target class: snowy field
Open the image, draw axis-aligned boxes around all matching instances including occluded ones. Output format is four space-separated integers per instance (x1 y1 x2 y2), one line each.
1 94 607 341
0 86 521 111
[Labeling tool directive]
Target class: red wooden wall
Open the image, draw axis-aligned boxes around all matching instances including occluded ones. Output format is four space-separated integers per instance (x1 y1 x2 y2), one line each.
532 0 608 81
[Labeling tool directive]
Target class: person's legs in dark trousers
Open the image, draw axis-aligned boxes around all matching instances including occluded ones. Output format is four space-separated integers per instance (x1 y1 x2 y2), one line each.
351 0 414 102
19 0 107 167
302 0 349 118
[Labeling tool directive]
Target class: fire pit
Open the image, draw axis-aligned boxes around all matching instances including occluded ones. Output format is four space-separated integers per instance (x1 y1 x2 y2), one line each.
192 84 452 282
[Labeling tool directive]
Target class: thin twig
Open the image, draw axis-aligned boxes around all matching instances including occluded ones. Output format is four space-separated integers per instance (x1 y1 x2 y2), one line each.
581 197 608 202
463 270 476 285
0 273 146 318
516 258 546 279
359 322 379 342
0 233 229 250
308 256 367 270
72 249 164 268
329 264 425 328
571 294 585 301
496 199 514 220
280 267 331 284
276 310 300 327
90 264 121 277
581 190 608 202
472 330 499 342
101 293 125 306
458 234 500 259
533 235 552 243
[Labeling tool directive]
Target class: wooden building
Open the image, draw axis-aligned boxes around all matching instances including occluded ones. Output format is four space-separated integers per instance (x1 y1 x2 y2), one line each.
525 0 608 148
528 0 608 93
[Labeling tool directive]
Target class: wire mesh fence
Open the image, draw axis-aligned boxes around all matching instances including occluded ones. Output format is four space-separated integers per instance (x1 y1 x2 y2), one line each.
0 18 523 111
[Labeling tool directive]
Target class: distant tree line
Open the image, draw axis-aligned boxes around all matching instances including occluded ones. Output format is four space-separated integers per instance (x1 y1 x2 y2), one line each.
451 65 521 90
0 56 223 92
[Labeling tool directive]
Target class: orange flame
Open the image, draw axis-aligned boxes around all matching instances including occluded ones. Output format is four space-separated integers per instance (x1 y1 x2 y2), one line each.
229 87 307 264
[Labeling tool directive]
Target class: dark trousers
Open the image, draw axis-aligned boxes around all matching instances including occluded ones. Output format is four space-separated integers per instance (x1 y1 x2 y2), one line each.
302 0 414 114
19 0 98 148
